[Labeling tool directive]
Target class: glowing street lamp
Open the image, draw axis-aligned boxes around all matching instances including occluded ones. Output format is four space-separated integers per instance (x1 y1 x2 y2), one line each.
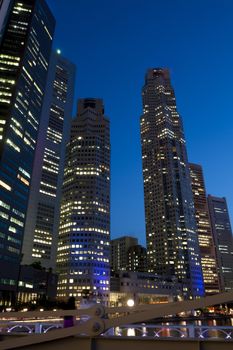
127 299 135 307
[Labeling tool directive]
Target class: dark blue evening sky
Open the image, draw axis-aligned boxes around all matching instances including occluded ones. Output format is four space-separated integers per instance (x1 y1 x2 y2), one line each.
47 0 233 246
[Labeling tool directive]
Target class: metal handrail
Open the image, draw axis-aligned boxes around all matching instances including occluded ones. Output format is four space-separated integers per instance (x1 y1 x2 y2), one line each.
0 290 233 349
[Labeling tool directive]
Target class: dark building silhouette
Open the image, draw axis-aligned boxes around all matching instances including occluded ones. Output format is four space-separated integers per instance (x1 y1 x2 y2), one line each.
128 244 147 272
110 236 138 272
0 0 55 305
140 68 204 298
18 265 58 304
208 195 233 291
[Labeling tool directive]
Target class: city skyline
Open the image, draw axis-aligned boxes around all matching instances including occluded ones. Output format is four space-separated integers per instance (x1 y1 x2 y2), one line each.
0 0 233 309
47 0 233 246
1 3 233 349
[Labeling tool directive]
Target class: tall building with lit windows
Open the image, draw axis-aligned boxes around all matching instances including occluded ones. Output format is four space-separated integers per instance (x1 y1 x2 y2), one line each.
0 0 55 304
140 68 204 298
189 163 219 294
128 244 147 272
110 236 138 272
207 196 233 291
22 52 75 270
57 98 110 304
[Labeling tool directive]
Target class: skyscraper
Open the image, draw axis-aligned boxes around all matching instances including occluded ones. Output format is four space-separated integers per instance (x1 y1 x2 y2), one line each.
57 98 110 304
207 195 233 291
189 163 219 294
22 51 75 270
0 0 55 304
140 68 204 298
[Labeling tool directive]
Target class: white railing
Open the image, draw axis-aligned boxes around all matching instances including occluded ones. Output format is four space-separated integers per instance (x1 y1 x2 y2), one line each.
2 320 233 341
103 324 233 340
1 291 233 349
0 320 233 340
2 321 63 334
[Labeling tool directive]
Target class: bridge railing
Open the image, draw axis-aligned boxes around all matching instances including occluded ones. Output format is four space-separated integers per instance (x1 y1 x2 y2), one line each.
103 323 233 340
1 291 233 349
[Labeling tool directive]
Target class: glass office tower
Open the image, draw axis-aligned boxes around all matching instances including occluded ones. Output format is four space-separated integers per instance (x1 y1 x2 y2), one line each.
0 0 55 304
140 68 204 298
22 52 75 270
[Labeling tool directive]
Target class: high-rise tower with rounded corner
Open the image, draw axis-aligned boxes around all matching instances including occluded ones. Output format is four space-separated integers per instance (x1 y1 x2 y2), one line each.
57 98 110 304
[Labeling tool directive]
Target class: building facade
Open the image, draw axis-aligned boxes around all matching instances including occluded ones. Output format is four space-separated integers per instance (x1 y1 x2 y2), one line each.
189 163 219 294
0 0 55 305
128 244 147 272
110 271 182 307
17 265 58 304
57 98 110 304
22 52 75 270
140 68 204 298
207 195 233 291
110 236 138 272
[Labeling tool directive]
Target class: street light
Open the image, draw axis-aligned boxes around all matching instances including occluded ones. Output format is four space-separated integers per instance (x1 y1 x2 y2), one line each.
127 299 134 307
